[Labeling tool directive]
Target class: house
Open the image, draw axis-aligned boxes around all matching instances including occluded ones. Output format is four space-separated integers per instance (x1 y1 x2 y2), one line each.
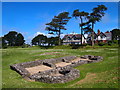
87 32 98 44
62 33 86 45
87 30 112 44
104 31 112 41
62 30 112 45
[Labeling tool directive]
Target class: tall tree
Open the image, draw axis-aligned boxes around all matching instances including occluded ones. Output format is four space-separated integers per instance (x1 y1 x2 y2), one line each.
32 34 47 46
4 31 17 46
87 5 107 46
15 33 25 46
46 12 71 45
72 10 89 45
47 37 59 46
31 37 38 45
4 31 25 46
0 37 7 48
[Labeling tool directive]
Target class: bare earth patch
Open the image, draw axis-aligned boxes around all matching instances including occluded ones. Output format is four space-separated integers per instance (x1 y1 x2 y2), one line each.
55 62 71 67
25 65 52 75
50 73 63 76
55 58 89 67
71 58 90 62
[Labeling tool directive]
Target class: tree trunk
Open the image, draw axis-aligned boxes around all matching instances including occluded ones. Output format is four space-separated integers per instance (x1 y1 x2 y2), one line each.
81 26 83 45
80 16 83 45
91 23 94 46
58 29 61 45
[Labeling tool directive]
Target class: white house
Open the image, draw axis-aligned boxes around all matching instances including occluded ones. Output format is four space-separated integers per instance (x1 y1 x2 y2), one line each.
87 30 112 44
62 33 86 45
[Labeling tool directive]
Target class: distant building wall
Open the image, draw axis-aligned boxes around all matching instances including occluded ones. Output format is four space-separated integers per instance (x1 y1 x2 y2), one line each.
62 34 86 45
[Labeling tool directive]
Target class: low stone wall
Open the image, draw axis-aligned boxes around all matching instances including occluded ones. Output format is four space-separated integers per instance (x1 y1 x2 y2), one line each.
10 56 76 77
81 55 103 60
43 56 77 64
10 64 30 77
29 67 80 83
10 55 103 83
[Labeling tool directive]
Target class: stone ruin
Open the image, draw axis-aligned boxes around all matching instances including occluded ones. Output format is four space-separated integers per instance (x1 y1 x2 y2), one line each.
10 55 103 83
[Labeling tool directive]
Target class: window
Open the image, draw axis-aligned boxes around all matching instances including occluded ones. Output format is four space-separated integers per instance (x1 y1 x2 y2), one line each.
68 37 71 40
72 35 76 40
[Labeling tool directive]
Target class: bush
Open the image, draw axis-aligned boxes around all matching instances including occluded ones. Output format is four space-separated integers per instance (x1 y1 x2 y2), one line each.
22 44 31 48
53 45 71 49
107 41 112 46
113 40 118 44
82 43 87 46
69 44 81 49
98 42 105 46
2 46 8 49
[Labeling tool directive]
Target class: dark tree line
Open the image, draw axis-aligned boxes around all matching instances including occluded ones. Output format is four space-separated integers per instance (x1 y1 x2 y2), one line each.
1 28 119 48
31 34 47 46
1 31 25 48
31 34 59 46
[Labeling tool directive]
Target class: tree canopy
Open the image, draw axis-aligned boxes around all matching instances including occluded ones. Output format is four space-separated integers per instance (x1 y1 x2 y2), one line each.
32 34 47 46
111 29 120 40
46 12 71 45
72 9 89 44
4 31 25 46
31 34 59 46
82 5 107 46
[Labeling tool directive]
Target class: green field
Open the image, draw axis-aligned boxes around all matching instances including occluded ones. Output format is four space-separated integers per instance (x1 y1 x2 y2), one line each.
1 47 119 88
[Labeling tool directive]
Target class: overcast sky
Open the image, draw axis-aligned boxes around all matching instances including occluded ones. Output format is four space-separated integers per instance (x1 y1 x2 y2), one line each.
2 2 118 44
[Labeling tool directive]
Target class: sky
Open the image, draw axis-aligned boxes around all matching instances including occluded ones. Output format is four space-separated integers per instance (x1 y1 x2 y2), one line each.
2 2 118 44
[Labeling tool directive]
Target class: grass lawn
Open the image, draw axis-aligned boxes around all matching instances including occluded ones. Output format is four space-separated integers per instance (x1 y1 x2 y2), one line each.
1 47 119 88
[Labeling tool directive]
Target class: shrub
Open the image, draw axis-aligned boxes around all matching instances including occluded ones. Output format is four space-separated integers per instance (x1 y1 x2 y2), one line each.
2 45 7 49
69 44 81 49
98 42 105 46
107 41 112 46
113 40 118 44
82 43 87 46
22 44 31 48
53 45 71 49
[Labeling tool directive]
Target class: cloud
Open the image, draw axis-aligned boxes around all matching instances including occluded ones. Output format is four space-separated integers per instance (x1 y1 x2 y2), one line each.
34 31 53 37
60 34 66 38
70 32 78 34
35 31 65 38
36 32 44 35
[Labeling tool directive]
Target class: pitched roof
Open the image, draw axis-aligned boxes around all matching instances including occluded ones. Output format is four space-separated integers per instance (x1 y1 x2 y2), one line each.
63 34 83 39
87 32 97 38
104 32 112 40
99 32 106 37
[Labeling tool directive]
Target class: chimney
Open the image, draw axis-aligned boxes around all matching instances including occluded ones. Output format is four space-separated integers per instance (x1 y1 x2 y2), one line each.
105 31 109 33
97 29 100 35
